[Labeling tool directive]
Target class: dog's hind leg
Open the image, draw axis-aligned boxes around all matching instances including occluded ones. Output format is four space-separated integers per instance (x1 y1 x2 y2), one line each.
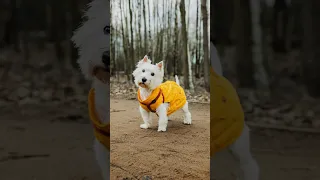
139 106 152 129
175 75 180 85
94 139 109 180
182 102 192 125
228 124 259 180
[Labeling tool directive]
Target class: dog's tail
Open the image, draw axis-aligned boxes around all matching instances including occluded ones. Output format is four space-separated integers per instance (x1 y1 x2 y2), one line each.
175 75 180 86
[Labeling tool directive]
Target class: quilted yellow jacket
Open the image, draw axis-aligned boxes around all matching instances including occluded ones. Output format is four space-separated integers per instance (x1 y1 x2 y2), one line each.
210 67 244 157
138 81 186 116
88 88 110 150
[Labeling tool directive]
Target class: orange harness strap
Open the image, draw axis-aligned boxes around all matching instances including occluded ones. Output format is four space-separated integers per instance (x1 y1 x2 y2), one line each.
140 90 164 115
88 88 110 150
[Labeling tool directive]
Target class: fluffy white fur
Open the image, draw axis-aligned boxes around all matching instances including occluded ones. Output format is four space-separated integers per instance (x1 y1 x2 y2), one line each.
210 42 259 180
132 56 192 132
71 0 110 179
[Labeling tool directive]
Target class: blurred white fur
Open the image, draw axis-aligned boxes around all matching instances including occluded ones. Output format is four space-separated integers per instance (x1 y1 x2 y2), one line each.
210 42 259 180
72 0 110 179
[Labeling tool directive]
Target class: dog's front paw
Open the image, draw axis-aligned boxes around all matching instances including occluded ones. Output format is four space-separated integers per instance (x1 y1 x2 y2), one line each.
183 119 192 125
140 124 149 129
157 126 167 132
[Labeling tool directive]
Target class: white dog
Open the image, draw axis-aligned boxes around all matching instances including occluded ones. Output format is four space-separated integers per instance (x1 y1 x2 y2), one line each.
71 0 110 179
210 42 259 180
132 55 192 132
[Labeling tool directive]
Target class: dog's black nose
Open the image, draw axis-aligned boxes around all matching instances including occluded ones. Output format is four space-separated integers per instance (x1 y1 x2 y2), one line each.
142 78 147 83
102 51 110 71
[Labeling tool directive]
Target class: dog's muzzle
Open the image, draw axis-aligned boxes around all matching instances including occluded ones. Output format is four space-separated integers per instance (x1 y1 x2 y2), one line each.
102 51 110 72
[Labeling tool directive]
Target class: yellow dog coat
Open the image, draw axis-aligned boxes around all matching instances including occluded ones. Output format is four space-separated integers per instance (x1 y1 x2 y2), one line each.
88 88 110 150
210 67 244 157
137 81 187 115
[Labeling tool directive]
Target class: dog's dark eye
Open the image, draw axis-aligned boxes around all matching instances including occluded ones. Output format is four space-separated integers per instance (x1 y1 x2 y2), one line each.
151 72 155 76
104 25 110 35
142 69 145 72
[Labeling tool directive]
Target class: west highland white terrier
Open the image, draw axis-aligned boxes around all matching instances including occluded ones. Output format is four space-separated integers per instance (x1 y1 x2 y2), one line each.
210 42 259 180
132 55 192 132
71 0 110 179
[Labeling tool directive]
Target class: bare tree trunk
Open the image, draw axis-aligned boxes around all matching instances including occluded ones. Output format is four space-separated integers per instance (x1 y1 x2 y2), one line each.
211 0 233 53
195 0 200 78
128 0 135 82
137 0 142 57
161 0 165 64
210 42 223 76
155 4 160 62
166 0 173 77
250 0 270 98
260 1 273 84
173 1 179 76
51 0 65 74
285 1 294 52
142 0 147 51
19 1 30 65
0 1 10 48
272 0 290 53
234 0 254 88
201 0 209 91
301 0 320 97
5 0 20 52
199 13 203 77
187 43 194 92
152 4 157 61
125 0 131 74
180 0 190 89
147 0 152 54
119 0 130 81
113 27 118 78
65 0 73 71
110 1 115 76
46 2 52 45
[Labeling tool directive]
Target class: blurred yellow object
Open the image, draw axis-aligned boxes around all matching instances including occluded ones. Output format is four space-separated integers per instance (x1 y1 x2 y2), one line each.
88 88 110 150
138 81 187 116
210 67 244 157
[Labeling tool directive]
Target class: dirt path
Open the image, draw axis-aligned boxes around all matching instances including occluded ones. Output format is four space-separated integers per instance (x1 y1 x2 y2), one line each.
0 103 101 180
0 99 320 180
110 99 210 180
110 99 320 180
213 129 320 180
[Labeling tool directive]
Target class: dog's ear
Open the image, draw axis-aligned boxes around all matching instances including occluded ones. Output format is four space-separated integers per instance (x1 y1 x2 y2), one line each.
142 55 149 62
136 55 151 67
156 61 164 71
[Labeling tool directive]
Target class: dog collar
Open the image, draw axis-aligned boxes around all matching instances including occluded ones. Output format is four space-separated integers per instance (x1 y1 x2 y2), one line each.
88 88 110 149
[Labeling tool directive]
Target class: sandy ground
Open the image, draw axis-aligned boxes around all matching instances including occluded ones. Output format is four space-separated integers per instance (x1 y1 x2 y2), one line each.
0 99 320 180
212 129 320 180
0 102 101 180
110 99 210 180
